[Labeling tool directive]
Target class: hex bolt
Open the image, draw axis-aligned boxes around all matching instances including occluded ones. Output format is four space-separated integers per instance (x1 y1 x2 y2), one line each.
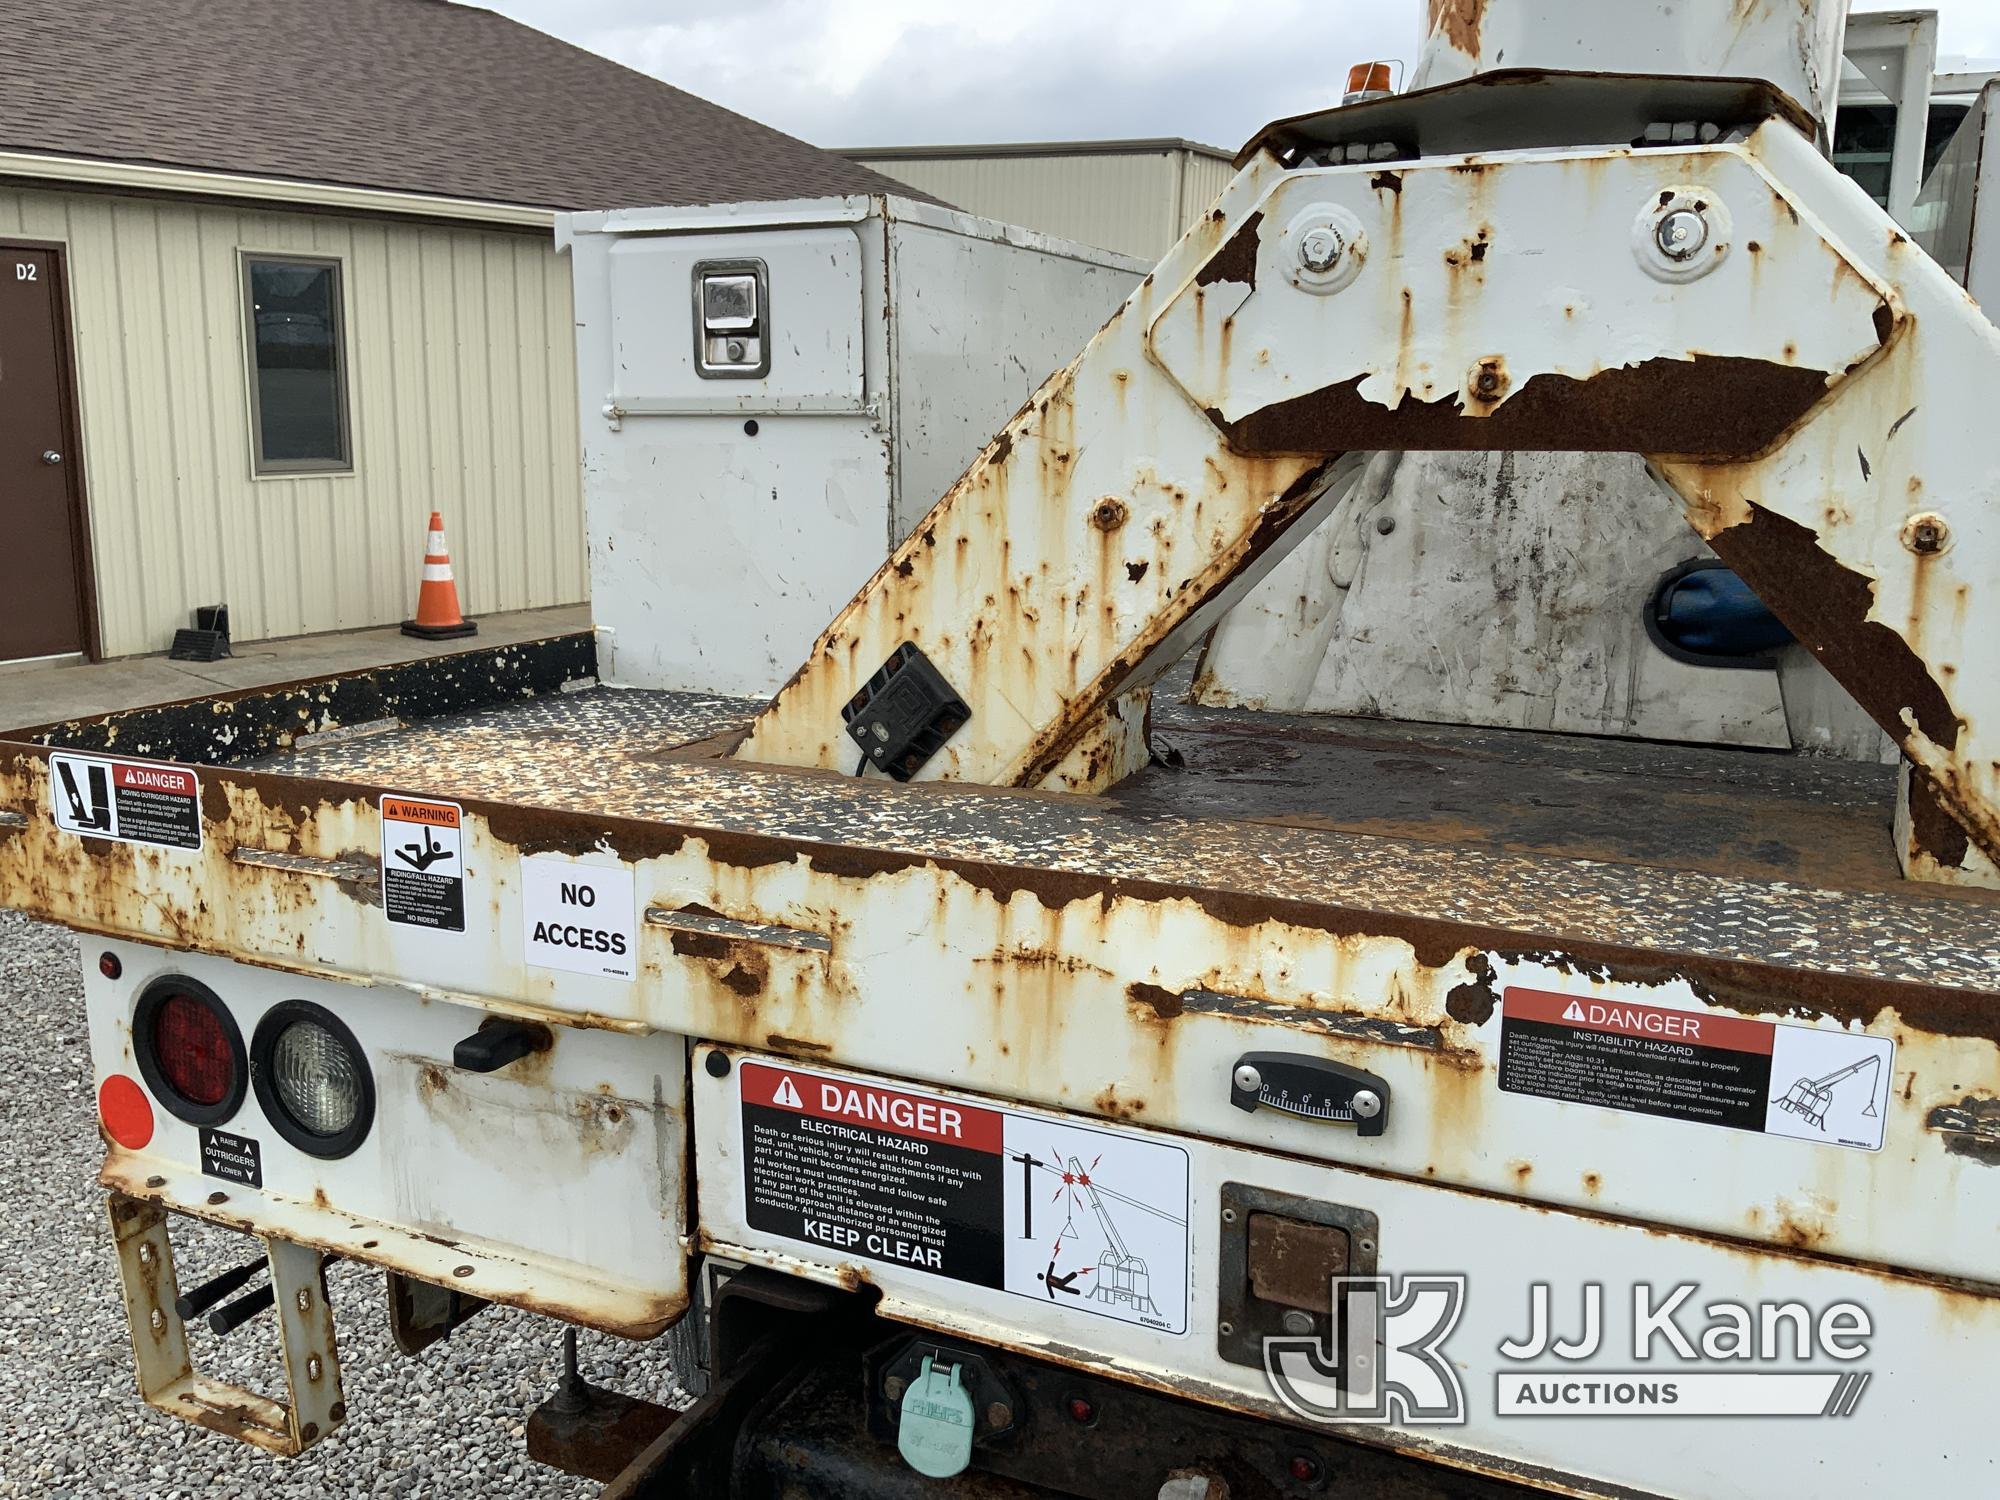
297 1287 313 1314
1298 225 1345 273
137 1242 156 1266
1655 208 1709 262
1232 1063 1263 1095
1280 1309 1316 1336
1350 1089 1384 1120
149 1308 167 1336
307 1354 323 1382
986 1400 1013 1429
1902 511 1950 555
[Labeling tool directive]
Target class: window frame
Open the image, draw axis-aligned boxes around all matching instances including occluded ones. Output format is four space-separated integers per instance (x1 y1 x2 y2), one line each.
240 251 353 477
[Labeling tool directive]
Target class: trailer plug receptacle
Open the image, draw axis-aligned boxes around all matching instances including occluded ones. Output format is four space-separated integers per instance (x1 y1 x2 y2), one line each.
897 1354 975 1479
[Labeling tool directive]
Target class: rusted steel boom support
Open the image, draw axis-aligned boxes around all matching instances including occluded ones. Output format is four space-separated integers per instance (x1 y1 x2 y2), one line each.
741 3 1996 883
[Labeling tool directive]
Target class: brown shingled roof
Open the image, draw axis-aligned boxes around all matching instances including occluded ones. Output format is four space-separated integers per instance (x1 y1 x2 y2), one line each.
0 0 920 210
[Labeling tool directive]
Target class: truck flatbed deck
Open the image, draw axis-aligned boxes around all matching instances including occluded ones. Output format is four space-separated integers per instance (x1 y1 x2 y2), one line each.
226 651 1995 1001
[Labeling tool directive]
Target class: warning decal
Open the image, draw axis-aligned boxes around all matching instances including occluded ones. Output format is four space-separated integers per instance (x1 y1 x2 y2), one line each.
739 1061 1190 1334
380 796 465 931
1499 986 1892 1151
49 753 201 851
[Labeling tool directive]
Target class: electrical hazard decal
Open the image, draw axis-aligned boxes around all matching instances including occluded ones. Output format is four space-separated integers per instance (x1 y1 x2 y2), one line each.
1499 986 1892 1151
735 1059 1190 1334
521 855 636 980
380 796 465 931
49 753 201 850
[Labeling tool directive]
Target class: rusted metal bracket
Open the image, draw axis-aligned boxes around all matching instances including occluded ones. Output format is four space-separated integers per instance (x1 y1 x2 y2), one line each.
108 1192 344 1455
738 90 1997 883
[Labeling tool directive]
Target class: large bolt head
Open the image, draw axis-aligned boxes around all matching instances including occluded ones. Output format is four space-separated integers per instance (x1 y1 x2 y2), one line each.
1298 225 1345 273
1655 208 1709 261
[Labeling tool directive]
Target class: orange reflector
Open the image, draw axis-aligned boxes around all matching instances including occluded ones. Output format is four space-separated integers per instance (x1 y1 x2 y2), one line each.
99 1074 154 1150
1346 61 1394 95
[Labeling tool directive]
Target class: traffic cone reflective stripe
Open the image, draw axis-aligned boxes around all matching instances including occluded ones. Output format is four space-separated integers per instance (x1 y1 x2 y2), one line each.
402 509 478 640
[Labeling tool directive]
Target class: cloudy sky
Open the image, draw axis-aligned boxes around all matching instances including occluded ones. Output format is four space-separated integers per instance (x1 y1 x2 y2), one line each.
479 1 2000 150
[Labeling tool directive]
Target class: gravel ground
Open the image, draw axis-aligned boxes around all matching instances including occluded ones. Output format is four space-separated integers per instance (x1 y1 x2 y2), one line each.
0 908 684 1498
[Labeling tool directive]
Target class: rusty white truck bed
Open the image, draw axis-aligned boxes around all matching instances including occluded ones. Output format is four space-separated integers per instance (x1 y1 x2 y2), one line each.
244 679 2000 1009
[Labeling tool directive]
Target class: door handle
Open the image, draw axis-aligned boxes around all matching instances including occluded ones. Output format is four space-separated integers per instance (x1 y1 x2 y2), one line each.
41 450 61 465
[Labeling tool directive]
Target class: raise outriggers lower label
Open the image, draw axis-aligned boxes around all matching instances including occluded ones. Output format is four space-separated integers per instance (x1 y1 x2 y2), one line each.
1499 986 1893 1151
736 1059 1191 1334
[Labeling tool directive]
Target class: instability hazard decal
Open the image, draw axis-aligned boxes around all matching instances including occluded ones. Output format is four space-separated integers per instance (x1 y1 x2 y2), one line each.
1499 986 1892 1151
737 1061 1190 1334
49 752 201 851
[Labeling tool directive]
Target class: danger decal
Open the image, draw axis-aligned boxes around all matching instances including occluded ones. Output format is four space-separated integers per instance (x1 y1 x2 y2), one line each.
380 796 465 931
737 1060 1191 1333
49 753 201 851
1499 986 1892 1151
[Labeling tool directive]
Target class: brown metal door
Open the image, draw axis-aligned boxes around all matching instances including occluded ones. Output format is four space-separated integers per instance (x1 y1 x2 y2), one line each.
0 242 91 661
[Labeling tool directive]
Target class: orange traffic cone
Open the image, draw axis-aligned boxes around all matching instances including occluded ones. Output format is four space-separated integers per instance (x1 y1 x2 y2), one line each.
401 511 478 639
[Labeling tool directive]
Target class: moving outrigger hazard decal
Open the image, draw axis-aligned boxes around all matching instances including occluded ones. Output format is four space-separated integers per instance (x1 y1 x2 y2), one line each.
738 1060 1190 1334
49 752 201 850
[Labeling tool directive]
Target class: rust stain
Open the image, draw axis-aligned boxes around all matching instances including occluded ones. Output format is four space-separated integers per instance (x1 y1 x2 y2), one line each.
1927 1094 2000 1164
1127 981 1184 1019
1702 504 1960 753
1445 953 1498 1025
1223 356 1834 459
1193 210 1262 290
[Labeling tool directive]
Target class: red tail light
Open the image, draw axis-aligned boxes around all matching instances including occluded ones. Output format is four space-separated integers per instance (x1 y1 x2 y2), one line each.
154 993 234 1106
134 977 247 1126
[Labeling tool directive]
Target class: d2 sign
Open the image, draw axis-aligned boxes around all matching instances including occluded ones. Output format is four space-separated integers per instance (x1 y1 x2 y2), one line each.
521 855 637 981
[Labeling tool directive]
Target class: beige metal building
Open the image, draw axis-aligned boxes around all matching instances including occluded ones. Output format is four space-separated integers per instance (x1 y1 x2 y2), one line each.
0 0 911 665
841 140 1236 261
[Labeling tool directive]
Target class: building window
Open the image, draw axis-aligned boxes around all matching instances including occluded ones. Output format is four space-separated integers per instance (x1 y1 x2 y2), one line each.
242 254 350 474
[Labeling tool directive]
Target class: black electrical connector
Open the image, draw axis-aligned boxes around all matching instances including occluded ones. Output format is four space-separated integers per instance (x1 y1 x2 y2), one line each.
841 643 970 782
453 1020 550 1074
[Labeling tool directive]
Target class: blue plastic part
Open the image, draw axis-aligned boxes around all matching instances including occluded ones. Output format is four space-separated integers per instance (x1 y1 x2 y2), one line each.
1655 567 1794 657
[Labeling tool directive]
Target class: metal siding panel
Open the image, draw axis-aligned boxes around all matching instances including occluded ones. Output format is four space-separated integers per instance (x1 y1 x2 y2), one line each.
1178 152 1236 230
512 235 556 607
854 153 1185 259
482 236 528 609
152 204 227 616
196 207 269 639
543 243 586 604
417 229 466 608
0 186 583 654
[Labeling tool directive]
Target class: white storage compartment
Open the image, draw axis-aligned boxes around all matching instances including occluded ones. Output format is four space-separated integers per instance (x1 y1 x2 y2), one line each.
560 196 1146 697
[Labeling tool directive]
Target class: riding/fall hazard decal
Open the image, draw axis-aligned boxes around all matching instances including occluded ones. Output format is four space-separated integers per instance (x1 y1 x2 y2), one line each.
380 796 464 931
736 1059 1191 1334
1499 986 1893 1151
49 752 201 850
